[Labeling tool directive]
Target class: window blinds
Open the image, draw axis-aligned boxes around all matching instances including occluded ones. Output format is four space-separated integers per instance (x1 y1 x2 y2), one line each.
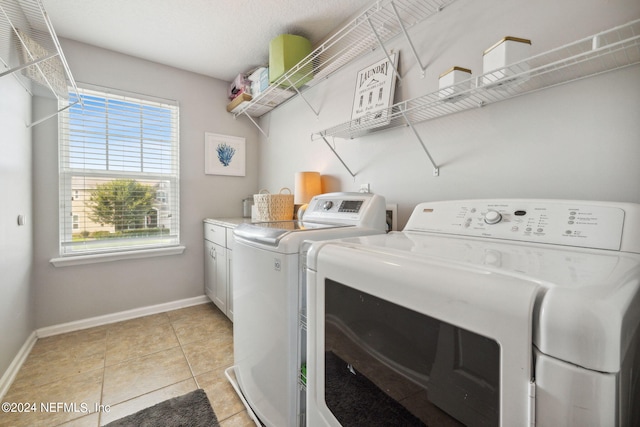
58 87 180 256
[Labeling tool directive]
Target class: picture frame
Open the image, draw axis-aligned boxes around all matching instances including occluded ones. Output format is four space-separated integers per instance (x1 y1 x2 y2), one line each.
351 52 399 129
204 132 246 176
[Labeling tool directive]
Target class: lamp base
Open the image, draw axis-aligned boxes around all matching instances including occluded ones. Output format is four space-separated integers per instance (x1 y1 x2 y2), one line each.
296 204 308 220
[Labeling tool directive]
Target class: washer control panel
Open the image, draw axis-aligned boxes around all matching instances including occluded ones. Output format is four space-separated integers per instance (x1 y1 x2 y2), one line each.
404 200 626 250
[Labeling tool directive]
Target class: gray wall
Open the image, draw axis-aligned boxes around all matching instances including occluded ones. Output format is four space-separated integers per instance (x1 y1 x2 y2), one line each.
256 0 640 228
0 77 34 381
32 40 259 328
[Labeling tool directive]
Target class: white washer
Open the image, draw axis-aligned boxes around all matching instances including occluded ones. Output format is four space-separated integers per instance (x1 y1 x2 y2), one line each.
228 192 387 427
306 199 640 427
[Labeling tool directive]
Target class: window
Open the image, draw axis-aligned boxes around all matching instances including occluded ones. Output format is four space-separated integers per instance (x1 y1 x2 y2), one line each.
58 86 180 257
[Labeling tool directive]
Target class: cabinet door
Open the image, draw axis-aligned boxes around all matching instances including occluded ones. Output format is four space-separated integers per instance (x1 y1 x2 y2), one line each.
227 248 233 321
212 242 227 314
204 240 216 302
205 239 227 313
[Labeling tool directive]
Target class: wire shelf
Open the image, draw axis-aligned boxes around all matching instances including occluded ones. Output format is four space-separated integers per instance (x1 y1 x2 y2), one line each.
0 0 81 127
299 308 308 331
232 0 458 119
313 18 640 140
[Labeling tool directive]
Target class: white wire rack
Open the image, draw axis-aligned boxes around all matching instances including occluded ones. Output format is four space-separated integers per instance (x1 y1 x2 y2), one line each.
312 18 640 177
232 0 458 126
0 0 81 127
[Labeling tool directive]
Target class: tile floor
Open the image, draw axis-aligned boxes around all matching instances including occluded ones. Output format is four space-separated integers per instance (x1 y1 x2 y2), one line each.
0 302 255 427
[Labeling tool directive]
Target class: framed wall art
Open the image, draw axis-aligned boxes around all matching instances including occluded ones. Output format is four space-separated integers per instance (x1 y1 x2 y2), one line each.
351 52 399 129
204 132 246 176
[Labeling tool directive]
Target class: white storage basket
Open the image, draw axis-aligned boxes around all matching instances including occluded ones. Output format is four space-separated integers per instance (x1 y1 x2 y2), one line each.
253 188 294 221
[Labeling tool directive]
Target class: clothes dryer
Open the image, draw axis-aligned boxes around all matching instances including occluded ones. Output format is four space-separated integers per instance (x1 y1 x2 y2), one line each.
306 199 640 426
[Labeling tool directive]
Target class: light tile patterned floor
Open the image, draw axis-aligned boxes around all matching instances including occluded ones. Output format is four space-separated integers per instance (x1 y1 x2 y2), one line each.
0 303 254 427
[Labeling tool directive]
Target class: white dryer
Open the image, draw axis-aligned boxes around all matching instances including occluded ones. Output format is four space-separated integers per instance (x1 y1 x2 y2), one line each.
228 192 388 427
306 199 640 427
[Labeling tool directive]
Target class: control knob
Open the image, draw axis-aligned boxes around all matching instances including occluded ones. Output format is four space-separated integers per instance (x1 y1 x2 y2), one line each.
484 210 502 225
322 201 334 211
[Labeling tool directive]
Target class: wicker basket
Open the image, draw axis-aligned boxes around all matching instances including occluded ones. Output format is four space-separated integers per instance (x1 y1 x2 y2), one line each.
253 188 294 221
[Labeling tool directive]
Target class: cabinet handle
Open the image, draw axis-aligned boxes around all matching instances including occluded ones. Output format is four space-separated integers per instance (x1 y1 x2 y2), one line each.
212 247 217 260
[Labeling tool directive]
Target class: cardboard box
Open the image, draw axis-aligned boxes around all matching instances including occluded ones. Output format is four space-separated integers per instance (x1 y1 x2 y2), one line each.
226 92 252 113
269 34 313 88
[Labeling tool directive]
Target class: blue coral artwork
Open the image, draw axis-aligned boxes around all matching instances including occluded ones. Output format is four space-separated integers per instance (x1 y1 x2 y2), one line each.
216 143 236 166
205 132 246 176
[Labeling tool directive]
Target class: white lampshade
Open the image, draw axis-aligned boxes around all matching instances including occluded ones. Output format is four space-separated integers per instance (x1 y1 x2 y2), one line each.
294 171 322 204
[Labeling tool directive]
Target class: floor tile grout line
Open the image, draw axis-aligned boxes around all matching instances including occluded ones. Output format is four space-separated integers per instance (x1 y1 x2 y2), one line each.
167 309 201 390
97 310 193 426
9 328 109 394
3 303 243 427
166 304 241 424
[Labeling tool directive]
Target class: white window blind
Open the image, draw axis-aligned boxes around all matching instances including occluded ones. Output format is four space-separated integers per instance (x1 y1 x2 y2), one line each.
58 86 180 256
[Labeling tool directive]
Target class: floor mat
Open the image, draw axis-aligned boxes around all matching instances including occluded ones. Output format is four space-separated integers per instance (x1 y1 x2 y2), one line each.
324 351 426 427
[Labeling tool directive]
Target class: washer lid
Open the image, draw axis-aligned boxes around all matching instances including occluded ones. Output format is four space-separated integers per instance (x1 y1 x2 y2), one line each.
234 220 351 246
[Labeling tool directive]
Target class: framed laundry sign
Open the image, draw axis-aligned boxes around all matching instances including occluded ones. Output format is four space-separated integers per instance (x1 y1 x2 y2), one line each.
204 132 246 176
351 52 399 129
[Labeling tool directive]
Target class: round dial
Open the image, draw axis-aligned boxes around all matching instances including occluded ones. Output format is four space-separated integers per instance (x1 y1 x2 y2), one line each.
322 201 334 211
484 210 502 225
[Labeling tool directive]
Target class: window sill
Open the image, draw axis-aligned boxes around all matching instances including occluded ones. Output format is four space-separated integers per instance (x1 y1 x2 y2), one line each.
50 245 186 267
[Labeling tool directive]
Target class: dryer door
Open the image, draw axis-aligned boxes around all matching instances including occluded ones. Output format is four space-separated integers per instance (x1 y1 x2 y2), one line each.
307 242 540 427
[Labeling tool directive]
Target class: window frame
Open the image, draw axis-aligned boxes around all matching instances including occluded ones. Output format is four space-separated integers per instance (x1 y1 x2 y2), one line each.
53 85 183 265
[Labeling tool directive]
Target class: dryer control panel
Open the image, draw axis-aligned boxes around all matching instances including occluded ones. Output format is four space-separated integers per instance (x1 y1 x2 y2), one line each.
404 199 627 250
304 192 387 230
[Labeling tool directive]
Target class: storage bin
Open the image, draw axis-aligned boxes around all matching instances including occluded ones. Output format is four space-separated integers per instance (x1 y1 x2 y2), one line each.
482 36 531 88
248 67 269 97
269 34 313 89
253 188 294 221
438 66 472 102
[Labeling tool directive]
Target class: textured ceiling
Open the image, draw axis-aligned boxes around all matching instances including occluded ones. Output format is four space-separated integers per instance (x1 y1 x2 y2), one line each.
41 0 373 82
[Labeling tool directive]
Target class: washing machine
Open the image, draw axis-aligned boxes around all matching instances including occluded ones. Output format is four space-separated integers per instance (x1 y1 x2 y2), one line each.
227 192 388 427
306 199 640 427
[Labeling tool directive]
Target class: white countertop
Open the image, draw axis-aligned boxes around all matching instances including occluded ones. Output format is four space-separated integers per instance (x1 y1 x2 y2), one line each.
204 217 253 228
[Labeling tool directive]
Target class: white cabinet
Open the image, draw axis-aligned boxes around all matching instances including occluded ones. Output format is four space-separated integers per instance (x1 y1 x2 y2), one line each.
204 221 237 320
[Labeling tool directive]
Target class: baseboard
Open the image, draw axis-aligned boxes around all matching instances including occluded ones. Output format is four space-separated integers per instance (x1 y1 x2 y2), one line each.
0 331 37 400
36 295 211 338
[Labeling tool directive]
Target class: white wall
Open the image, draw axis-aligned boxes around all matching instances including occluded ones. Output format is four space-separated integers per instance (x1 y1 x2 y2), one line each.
32 40 259 328
256 0 640 228
0 77 34 380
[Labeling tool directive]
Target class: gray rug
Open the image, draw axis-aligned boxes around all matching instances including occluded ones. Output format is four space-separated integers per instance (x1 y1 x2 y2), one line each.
325 352 426 426
105 389 219 427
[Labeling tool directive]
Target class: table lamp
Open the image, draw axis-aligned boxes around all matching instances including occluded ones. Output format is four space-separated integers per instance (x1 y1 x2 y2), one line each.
294 171 321 219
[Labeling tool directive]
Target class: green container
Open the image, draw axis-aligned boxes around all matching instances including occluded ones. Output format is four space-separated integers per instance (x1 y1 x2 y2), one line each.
269 34 313 89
